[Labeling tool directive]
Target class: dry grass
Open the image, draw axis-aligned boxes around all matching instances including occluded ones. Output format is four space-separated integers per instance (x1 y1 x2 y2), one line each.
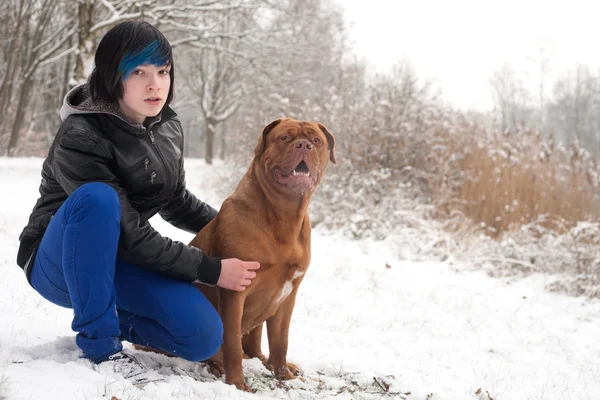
424 122 600 236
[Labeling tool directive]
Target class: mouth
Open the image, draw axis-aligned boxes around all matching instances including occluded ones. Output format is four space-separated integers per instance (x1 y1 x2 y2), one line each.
272 160 317 192
144 97 162 106
292 160 310 177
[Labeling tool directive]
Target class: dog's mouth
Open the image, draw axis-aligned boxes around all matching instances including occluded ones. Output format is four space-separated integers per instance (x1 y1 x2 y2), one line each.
272 160 317 192
293 160 310 176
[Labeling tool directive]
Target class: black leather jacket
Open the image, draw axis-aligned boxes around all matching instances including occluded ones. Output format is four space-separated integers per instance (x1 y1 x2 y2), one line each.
16 84 221 285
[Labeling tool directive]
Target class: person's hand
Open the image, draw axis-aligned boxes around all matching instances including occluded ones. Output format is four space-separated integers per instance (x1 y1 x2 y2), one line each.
217 258 260 291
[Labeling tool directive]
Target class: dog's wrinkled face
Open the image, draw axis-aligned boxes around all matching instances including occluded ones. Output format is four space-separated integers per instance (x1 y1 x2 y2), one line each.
254 118 336 195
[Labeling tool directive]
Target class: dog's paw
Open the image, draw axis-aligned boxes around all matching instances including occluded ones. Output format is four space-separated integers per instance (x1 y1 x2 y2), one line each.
226 376 251 392
206 359 225 378
286 362 302 377
267 362 302 380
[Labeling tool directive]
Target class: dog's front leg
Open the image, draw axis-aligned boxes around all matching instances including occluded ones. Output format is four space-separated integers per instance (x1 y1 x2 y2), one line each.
242 324 266 362
265 287 302 380
220 290 250 391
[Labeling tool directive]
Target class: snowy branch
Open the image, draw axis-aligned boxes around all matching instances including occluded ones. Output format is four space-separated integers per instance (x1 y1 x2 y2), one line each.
38 26 78 63
90 12 143 34
32 18 75 53
39 45 77 67
152 1 255 14
23 25 78 81
99 0 119 15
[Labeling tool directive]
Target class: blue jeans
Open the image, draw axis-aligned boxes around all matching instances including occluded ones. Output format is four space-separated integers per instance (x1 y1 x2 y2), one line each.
29 182 223 363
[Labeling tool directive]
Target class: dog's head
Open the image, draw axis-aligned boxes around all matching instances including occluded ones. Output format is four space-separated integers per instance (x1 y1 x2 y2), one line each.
253 118 336 196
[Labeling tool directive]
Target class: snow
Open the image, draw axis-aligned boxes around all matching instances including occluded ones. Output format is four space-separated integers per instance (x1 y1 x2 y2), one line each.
1 157 599 400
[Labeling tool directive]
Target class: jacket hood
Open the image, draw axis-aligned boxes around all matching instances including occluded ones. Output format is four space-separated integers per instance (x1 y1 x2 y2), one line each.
59 83 162 129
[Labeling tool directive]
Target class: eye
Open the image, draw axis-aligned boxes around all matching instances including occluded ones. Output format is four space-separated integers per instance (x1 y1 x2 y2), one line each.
159 69 170 75
280 135 290 142
312 137 322 145
133 69 144 75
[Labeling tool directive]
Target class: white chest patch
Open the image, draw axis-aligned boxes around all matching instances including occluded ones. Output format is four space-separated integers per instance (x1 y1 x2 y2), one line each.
275 270 305 304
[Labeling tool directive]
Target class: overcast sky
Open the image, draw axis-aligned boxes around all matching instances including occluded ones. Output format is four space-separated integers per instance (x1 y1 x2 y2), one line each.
339 0 599 111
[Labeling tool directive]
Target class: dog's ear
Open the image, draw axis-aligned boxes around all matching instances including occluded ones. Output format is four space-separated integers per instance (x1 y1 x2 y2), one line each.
318 123 337 164
254 118 282 158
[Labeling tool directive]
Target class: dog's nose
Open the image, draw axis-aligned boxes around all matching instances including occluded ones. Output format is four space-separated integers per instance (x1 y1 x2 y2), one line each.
294 140 313 151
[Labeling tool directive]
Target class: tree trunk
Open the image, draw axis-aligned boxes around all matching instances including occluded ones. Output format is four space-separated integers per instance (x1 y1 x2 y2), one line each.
219 120 226 160
6 75 34 156
74 0 95 84
60 34 74 98
0 0 25 124
0 39 22 136
0 52 18 128
205 119 216 165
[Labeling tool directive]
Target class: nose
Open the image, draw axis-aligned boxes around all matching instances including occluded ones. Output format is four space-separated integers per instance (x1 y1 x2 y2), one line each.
294 139 313 151
147 74 160 91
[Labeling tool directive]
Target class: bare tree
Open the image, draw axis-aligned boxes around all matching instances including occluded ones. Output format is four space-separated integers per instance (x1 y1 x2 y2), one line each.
181 2 260 164
180 0 347 163
547 65 598 153
526 45 552 130
235 0 347 123
185 47 244 164
489 63 533 133
0 0 30 126
3 0 76 156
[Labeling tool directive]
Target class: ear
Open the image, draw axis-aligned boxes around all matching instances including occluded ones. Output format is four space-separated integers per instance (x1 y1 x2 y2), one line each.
254 118 282 158
318 123 337 164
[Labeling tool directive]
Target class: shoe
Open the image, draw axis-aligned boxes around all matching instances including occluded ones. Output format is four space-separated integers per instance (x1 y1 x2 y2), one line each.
103 349 155 385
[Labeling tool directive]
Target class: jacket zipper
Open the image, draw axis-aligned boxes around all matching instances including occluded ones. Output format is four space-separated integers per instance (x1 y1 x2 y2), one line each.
143 113 177 189
145 128 171 193
146 129 167 170
147 130 156 145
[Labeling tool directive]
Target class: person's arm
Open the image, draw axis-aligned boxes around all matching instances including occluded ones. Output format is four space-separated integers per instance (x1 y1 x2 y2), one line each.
159 157 217 234
52 127 221 284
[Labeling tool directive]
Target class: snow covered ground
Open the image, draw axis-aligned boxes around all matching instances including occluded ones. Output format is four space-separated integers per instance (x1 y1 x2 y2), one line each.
0 157 599 400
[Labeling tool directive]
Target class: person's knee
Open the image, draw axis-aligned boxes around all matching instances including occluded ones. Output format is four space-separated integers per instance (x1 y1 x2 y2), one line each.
75 182 120 218
175 307 223 362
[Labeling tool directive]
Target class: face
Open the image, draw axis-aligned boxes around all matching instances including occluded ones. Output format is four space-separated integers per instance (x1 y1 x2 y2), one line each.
119 63 171 124
255 118 337 196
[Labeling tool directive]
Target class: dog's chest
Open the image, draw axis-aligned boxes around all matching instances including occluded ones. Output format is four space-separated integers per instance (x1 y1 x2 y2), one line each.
264 258 307 306
242 253 308 331
273 267 305 305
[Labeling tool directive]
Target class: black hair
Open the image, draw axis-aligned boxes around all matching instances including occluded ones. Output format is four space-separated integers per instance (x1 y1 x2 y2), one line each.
89 21 175 107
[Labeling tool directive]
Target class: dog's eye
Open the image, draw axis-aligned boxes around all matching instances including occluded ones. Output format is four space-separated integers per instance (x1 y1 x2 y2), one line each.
312 137 322 145
280 135 290 142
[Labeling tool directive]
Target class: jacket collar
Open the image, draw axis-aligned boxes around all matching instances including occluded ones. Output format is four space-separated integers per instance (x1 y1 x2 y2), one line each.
59 83 175 133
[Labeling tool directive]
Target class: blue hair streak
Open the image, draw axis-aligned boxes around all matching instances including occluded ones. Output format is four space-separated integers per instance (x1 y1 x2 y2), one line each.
119 40 169 81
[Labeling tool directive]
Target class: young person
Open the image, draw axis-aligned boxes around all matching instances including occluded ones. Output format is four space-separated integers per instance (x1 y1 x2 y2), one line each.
16 20 259 382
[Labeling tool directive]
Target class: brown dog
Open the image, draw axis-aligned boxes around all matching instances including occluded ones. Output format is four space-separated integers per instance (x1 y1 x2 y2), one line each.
189 118 336 390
